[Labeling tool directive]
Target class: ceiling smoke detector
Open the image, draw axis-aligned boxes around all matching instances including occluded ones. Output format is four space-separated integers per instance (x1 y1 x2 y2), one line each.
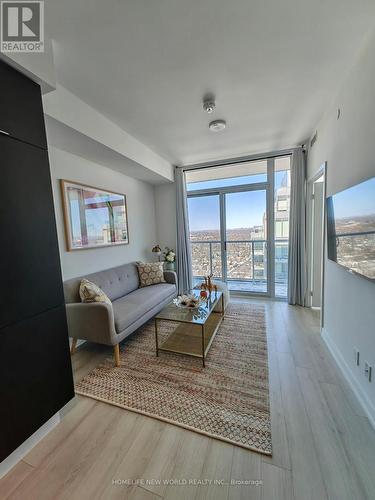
209 119 226 132
203 97 216 114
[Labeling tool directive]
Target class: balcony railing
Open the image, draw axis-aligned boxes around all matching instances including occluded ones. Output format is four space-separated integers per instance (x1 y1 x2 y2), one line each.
190 239 289 286
335 230 375 238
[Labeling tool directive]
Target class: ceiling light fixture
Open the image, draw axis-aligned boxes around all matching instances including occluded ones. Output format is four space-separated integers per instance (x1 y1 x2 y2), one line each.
209 119 226 132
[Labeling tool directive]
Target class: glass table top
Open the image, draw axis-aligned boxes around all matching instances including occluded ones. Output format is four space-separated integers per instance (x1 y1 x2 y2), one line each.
156 289 222 325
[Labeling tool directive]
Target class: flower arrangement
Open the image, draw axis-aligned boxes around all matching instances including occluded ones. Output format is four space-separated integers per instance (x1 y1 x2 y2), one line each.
173 294 200 309
164 247 176 263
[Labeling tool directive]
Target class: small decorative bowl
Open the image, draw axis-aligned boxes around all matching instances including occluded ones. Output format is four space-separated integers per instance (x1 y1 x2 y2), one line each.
173 294 201 309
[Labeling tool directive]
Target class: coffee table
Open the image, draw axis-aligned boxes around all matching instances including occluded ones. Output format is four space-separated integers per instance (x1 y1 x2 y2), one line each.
154 289 224 367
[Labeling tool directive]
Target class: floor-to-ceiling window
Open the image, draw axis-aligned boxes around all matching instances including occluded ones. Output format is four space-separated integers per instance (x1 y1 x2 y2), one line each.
186 155 291 298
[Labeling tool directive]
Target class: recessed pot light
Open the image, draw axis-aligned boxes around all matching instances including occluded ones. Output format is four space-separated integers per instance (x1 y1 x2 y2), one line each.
209 119 226 132
203 100 216 114
203 94 216 114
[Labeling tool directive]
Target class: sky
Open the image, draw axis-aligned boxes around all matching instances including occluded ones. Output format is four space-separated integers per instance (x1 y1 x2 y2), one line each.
332 177 375 219
187 171 286 231
187 191 266 230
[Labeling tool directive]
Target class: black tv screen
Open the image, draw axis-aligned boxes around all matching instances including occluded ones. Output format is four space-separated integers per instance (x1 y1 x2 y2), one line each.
327 176 375 282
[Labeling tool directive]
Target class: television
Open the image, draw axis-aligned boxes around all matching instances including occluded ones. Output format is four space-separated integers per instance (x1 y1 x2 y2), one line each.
327 176 375 282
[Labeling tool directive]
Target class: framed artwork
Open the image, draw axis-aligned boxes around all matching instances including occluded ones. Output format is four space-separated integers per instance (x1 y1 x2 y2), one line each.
60 180 129 251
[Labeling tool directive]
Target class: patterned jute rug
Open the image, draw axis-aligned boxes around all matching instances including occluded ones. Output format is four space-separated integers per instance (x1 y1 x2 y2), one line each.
75 302 272 455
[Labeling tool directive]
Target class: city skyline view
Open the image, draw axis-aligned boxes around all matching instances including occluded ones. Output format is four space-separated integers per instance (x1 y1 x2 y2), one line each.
333 216 375 280
328 176 375 281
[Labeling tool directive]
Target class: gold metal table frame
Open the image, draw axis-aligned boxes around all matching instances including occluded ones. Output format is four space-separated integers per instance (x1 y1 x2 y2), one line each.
154 291 224 367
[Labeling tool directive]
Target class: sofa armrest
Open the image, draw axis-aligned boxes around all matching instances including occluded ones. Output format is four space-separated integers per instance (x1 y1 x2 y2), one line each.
65 302 118 346
164 270 178 287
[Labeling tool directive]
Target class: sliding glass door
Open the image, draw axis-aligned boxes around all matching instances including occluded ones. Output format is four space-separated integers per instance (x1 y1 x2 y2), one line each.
187 187 269 295
225 190 268 293
187 195 222 279
186 156 291 298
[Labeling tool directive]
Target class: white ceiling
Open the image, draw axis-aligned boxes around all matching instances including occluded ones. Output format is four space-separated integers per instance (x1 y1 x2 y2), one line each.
46 0 375 166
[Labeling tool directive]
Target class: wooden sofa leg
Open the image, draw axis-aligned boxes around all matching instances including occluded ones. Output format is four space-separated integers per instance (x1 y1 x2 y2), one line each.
70 338 77 355
114 344 120 367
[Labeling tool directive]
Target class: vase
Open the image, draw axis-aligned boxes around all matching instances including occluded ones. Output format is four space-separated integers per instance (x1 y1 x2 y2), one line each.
165 262 175 271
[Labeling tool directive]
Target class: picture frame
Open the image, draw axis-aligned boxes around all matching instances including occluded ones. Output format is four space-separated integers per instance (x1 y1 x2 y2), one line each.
60 180 129 251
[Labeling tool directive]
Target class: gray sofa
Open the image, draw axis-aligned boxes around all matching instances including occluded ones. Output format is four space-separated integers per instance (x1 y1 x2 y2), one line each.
63 262 177 366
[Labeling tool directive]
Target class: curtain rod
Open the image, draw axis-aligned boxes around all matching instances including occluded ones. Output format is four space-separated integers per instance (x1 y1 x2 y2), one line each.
176 146 302 172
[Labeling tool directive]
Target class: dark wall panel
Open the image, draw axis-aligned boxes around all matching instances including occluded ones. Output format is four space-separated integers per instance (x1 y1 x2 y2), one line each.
0 135 64 330
0 306 74 462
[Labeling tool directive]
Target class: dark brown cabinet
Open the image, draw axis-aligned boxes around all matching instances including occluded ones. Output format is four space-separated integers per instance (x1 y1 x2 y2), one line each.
0 61 74 463
0 60 47 149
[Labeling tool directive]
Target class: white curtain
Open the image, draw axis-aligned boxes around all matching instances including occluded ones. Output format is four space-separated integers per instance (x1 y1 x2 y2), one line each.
288 149 307 305
175 168 192 294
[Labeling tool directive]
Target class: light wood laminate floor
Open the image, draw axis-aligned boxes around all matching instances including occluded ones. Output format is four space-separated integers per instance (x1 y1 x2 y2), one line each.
1 299 375 500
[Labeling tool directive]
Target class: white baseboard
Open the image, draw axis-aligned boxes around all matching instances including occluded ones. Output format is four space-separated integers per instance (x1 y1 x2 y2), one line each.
322 328 375 429
0 412 60 479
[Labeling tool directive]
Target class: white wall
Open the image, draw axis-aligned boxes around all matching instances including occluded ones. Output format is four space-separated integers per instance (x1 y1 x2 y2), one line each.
43 86 173 182
49 147 157 279
307 29 375 424
155 182 177 250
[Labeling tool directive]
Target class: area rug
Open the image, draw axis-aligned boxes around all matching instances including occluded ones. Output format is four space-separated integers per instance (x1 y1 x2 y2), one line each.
75 302 272 455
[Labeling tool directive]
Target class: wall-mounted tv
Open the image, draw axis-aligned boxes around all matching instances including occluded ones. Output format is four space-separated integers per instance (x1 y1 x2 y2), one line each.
327 176 375 282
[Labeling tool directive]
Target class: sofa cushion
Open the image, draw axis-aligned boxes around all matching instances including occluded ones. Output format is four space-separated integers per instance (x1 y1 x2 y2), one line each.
112 283 176 333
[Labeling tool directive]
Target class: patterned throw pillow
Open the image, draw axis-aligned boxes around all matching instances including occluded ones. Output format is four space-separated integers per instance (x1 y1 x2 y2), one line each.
137 262 166 288
79 279 111 305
